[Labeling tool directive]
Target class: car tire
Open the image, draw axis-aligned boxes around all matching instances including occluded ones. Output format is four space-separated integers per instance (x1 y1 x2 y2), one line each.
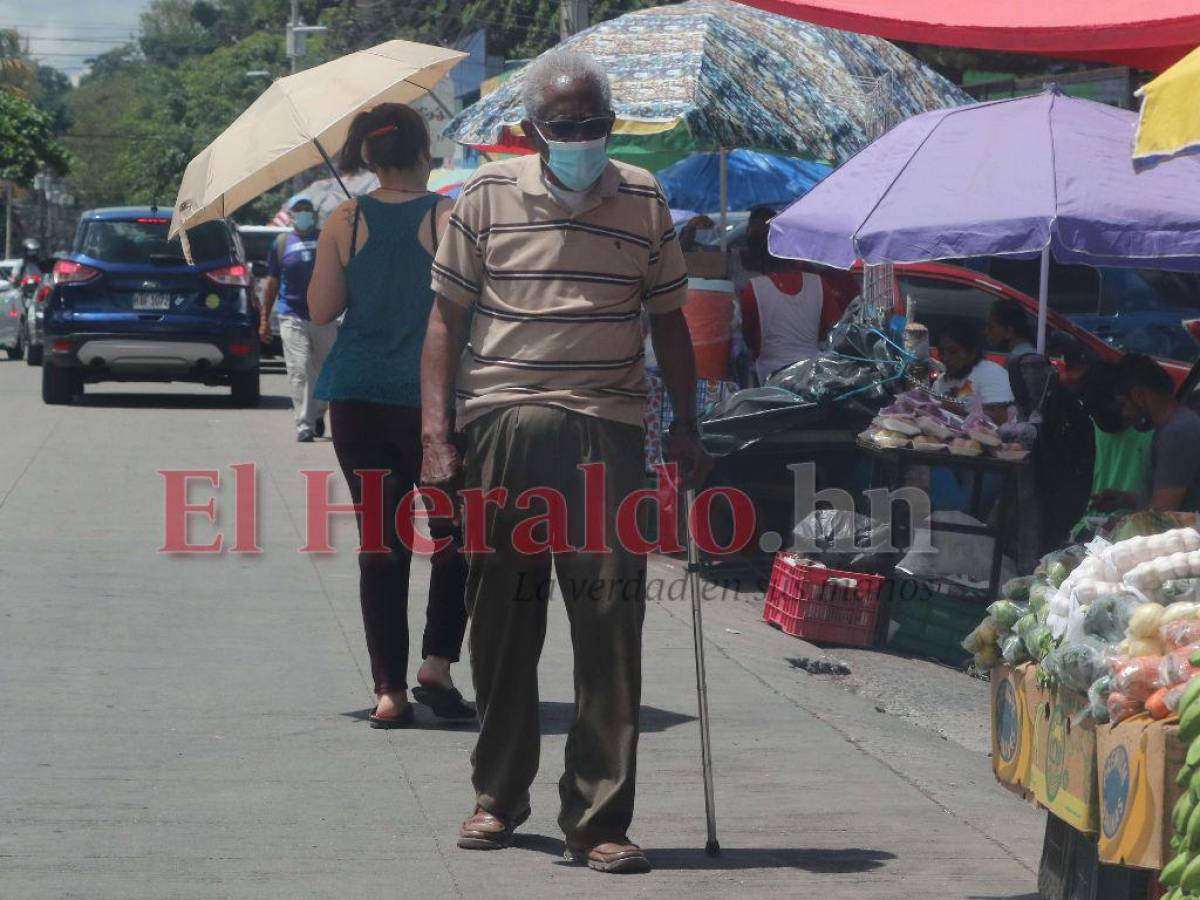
5 332 23 360
26 343 42 366
42 365 76 405
231 370 260 407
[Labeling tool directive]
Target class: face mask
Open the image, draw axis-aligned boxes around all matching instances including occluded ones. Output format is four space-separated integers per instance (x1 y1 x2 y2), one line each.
693 228 718 245
293 211 316 231
535 126 609 191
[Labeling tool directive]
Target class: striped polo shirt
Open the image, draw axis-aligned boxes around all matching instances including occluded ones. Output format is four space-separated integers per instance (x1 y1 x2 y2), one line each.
431 154 688 428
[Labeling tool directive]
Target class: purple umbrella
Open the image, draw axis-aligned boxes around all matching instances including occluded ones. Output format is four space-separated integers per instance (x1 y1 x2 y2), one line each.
769 86 1200 351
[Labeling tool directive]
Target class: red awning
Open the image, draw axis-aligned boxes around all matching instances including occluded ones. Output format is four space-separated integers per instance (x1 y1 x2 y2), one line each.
735 0 1200 71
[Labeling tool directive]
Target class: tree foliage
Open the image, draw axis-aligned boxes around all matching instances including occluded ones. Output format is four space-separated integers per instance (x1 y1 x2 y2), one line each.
0 90 70 186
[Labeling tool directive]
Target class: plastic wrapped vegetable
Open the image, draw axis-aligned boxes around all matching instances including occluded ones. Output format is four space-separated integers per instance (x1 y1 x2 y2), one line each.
1082 592 1140 643
1161 602 1200 626
1042 637 1111 693
1002 576 1034 604
1041 547 1085 589
987 599 1026 632
1128 602 1166 639
1021 621 1055 662
1146 685 1173 720
1107 691 1143 724
1159 645 1200 686
974 645 1001 670
1112 655 1165 702
962 621 997 654
1088 674 1113 723
1126 636 1166 657
1108 510 1177 544
1028 582 1053 617
1002 633 1031 666
1162 619 1200 650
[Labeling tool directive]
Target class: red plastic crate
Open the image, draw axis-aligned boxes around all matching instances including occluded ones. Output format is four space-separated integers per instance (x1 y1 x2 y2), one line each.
762 552 885 647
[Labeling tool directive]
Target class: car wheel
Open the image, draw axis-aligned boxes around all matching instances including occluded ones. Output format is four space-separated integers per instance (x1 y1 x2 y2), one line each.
26 343 42 366
5 332 23 360
42 365 76 405
231 370 260 407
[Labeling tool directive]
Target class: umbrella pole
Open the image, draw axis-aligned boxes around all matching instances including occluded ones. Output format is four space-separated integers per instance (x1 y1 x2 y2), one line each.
313 138 353 199
718 148 729 252
1036 244 1050 354
684 487 720 857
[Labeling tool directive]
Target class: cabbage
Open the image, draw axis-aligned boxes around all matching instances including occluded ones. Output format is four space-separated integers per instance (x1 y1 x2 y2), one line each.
1002 576 1034 604
987 599 1026 632
1109 510 1177 544
1043 637 1109 693
1082 593 1139 643
1028 581 1053 616
1002 633 1031 665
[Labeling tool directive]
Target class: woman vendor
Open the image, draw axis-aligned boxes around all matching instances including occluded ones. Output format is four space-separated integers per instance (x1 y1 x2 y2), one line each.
931 320 1013 424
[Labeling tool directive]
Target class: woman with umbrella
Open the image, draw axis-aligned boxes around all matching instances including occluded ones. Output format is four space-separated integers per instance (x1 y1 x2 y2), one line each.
306 103 473 728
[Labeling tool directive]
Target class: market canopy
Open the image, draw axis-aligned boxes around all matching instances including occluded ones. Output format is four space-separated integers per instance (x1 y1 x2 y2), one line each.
657 150 830 213
444 0 969 170
769 88 1200 351
1133 44 1200 171
733 0 1200 72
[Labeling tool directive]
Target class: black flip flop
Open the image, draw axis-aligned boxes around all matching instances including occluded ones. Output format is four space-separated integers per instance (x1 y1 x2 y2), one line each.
368 703 415 729
411 684 476 721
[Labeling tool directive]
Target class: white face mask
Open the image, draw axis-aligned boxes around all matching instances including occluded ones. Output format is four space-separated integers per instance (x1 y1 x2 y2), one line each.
693 228 718 245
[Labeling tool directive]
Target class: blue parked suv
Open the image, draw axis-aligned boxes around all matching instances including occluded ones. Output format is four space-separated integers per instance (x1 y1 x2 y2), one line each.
42 208 260 405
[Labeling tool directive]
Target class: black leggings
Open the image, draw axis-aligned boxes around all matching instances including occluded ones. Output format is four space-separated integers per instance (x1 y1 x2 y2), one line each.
330 400 468 695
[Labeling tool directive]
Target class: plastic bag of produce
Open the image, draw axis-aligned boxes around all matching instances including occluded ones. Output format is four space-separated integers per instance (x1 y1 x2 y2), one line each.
1128 602 1166 638
1002 576 1034 604
1040 546 1086 589
1088 674 1112 723
1028 581 1053 617
1019 618 1055 662
1002 633 1031 666
987 599 1026 632
974 645 1001 669
1162 619 1200 650
961 619 999 654
1161 578 1200 605
1112 655 1165 702
1158 644 1200 686
1082 592 1141 643
1107 510 1178 544
1107 691 1143 724
1145 685 1174 719
1043 637 1111 693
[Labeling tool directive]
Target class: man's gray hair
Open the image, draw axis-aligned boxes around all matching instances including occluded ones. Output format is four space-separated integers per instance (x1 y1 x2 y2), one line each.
521 50 613 121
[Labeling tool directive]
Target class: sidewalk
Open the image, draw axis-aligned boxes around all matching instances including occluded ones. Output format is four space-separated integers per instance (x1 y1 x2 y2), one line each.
0 367 1044 899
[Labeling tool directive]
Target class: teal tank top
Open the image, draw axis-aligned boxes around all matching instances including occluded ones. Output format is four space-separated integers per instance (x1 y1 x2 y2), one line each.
315 194 440 407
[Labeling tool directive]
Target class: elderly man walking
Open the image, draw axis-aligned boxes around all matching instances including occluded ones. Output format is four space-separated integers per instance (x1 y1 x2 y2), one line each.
420 50 708 874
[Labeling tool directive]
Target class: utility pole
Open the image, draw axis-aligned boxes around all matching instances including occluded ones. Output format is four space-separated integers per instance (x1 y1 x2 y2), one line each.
4 182 11 260
286 1 326 75
560 0 589 41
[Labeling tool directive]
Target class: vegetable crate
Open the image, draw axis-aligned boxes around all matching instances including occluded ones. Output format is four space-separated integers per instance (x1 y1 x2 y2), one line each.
762 552 885 647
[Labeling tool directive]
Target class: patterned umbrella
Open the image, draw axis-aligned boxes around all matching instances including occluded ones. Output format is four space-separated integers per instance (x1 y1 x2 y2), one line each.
444 0 970 167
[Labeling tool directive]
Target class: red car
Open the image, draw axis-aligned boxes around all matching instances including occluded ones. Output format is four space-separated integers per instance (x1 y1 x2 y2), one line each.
850 261 1193 387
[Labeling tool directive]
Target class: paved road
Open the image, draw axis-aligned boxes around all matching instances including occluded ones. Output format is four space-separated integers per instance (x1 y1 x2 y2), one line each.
0 360 1044 899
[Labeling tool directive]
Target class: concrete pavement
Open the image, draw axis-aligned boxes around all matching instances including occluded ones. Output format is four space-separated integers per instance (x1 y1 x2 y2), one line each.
0 359 1044 898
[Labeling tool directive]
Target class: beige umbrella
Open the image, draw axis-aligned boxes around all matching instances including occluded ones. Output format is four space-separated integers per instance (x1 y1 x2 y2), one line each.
168 39 466 241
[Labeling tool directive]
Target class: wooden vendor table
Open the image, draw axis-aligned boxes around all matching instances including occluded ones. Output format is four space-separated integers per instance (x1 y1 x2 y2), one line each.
857 440 1033 598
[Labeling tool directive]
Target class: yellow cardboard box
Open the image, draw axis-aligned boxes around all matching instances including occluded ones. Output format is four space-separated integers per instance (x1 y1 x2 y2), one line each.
991 663 1034 797
1028 674 1100 833
1097 715 1187 870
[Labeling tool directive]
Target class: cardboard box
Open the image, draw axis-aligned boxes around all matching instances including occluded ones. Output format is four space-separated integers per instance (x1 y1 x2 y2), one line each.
1096 715 1187 870
683 250 729 280
991 663 1034 797
1028 675 1100 834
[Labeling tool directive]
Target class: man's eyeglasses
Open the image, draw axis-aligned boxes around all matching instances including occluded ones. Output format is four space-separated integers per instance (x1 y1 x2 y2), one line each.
534 115 615 142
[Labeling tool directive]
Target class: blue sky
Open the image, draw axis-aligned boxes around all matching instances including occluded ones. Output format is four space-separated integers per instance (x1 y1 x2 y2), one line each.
0 0 147 80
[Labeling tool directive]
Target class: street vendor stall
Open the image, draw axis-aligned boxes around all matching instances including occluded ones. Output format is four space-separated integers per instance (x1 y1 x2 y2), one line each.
969 516 1200 897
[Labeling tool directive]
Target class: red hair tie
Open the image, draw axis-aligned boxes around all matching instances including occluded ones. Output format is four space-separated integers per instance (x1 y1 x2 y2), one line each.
367 123 398 139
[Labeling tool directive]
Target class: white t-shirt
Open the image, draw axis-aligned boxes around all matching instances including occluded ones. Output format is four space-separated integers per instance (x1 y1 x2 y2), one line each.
933 358 1014 406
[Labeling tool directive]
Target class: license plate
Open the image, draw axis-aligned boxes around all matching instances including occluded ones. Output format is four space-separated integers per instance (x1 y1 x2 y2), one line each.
133 292 171 311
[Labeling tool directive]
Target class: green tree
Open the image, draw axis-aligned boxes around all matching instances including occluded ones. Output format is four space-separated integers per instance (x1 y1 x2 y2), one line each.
0 90 70 186
0 28 35 95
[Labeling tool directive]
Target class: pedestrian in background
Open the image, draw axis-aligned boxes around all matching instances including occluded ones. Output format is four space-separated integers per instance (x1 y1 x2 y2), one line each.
307 103 472 728
421 49 709 874
260 196 336 442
